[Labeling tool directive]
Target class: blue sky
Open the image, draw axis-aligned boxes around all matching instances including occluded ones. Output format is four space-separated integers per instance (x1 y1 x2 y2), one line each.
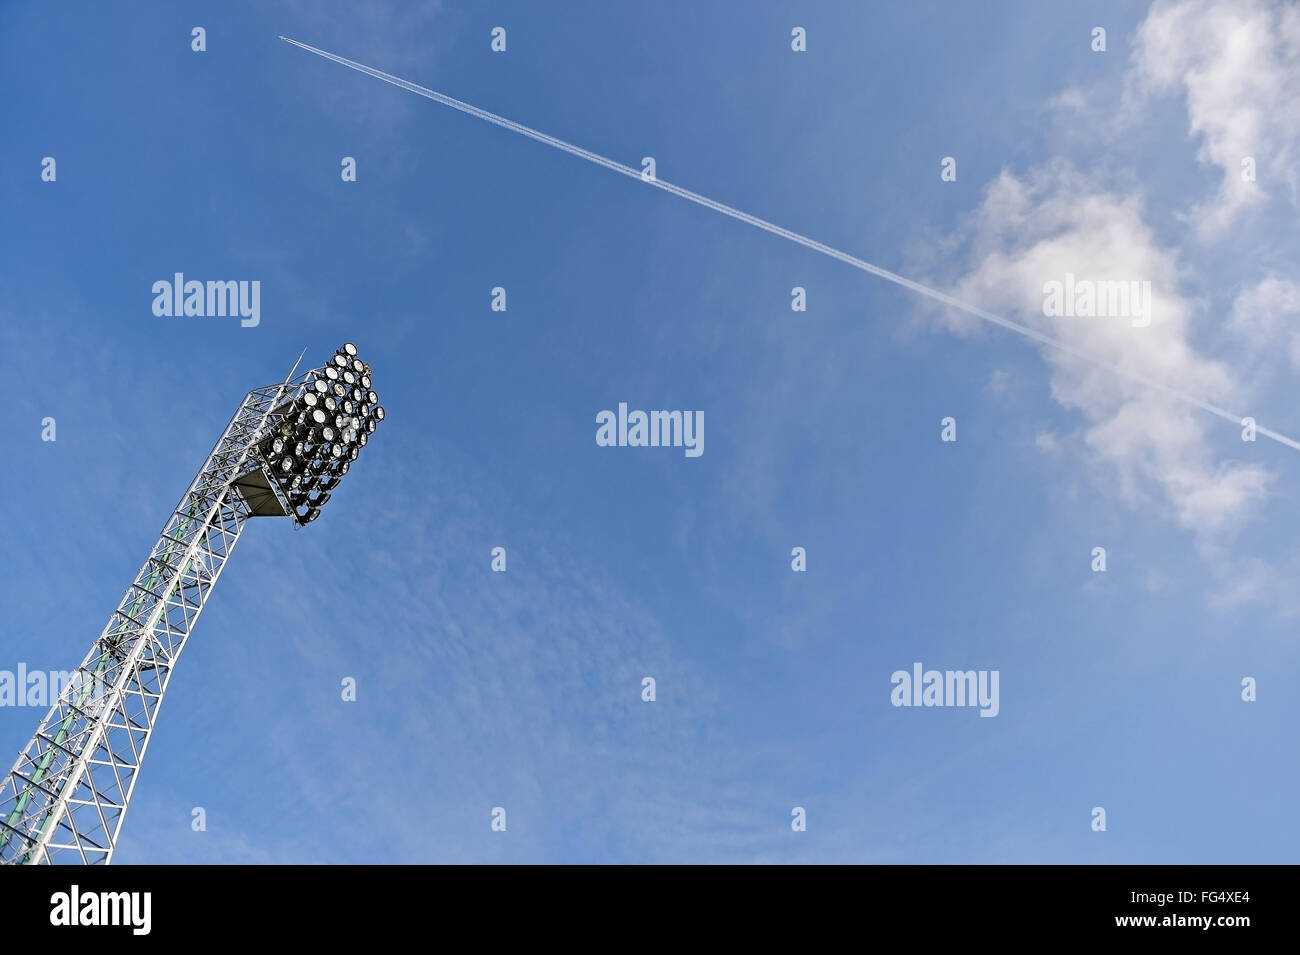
2 0 1299 863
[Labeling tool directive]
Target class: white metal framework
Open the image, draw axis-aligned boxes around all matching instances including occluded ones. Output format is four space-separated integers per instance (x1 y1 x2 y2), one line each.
0 347 380 864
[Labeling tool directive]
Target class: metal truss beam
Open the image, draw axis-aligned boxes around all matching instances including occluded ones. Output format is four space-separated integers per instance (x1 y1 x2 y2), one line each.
0 371 306 865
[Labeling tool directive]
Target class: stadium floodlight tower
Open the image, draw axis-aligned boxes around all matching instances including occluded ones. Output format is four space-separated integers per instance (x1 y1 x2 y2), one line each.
0 344 385 865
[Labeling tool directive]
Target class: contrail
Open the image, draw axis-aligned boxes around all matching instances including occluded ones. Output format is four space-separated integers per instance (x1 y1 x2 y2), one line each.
279 35 1300 453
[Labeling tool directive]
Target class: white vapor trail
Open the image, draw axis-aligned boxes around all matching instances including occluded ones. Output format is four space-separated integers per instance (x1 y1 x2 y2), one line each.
279 35 1300 453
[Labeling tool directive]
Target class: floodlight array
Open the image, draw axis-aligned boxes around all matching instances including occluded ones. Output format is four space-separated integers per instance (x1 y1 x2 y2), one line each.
257 342 385 525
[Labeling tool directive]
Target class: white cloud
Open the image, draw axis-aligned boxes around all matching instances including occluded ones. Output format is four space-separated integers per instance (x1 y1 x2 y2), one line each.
946 162 1272 538
1130 0 1300 234
1229 275 1300 373
1205 552 1300 615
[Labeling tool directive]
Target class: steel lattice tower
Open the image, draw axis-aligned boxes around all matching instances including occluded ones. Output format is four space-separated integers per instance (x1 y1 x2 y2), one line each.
0 344 385 864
